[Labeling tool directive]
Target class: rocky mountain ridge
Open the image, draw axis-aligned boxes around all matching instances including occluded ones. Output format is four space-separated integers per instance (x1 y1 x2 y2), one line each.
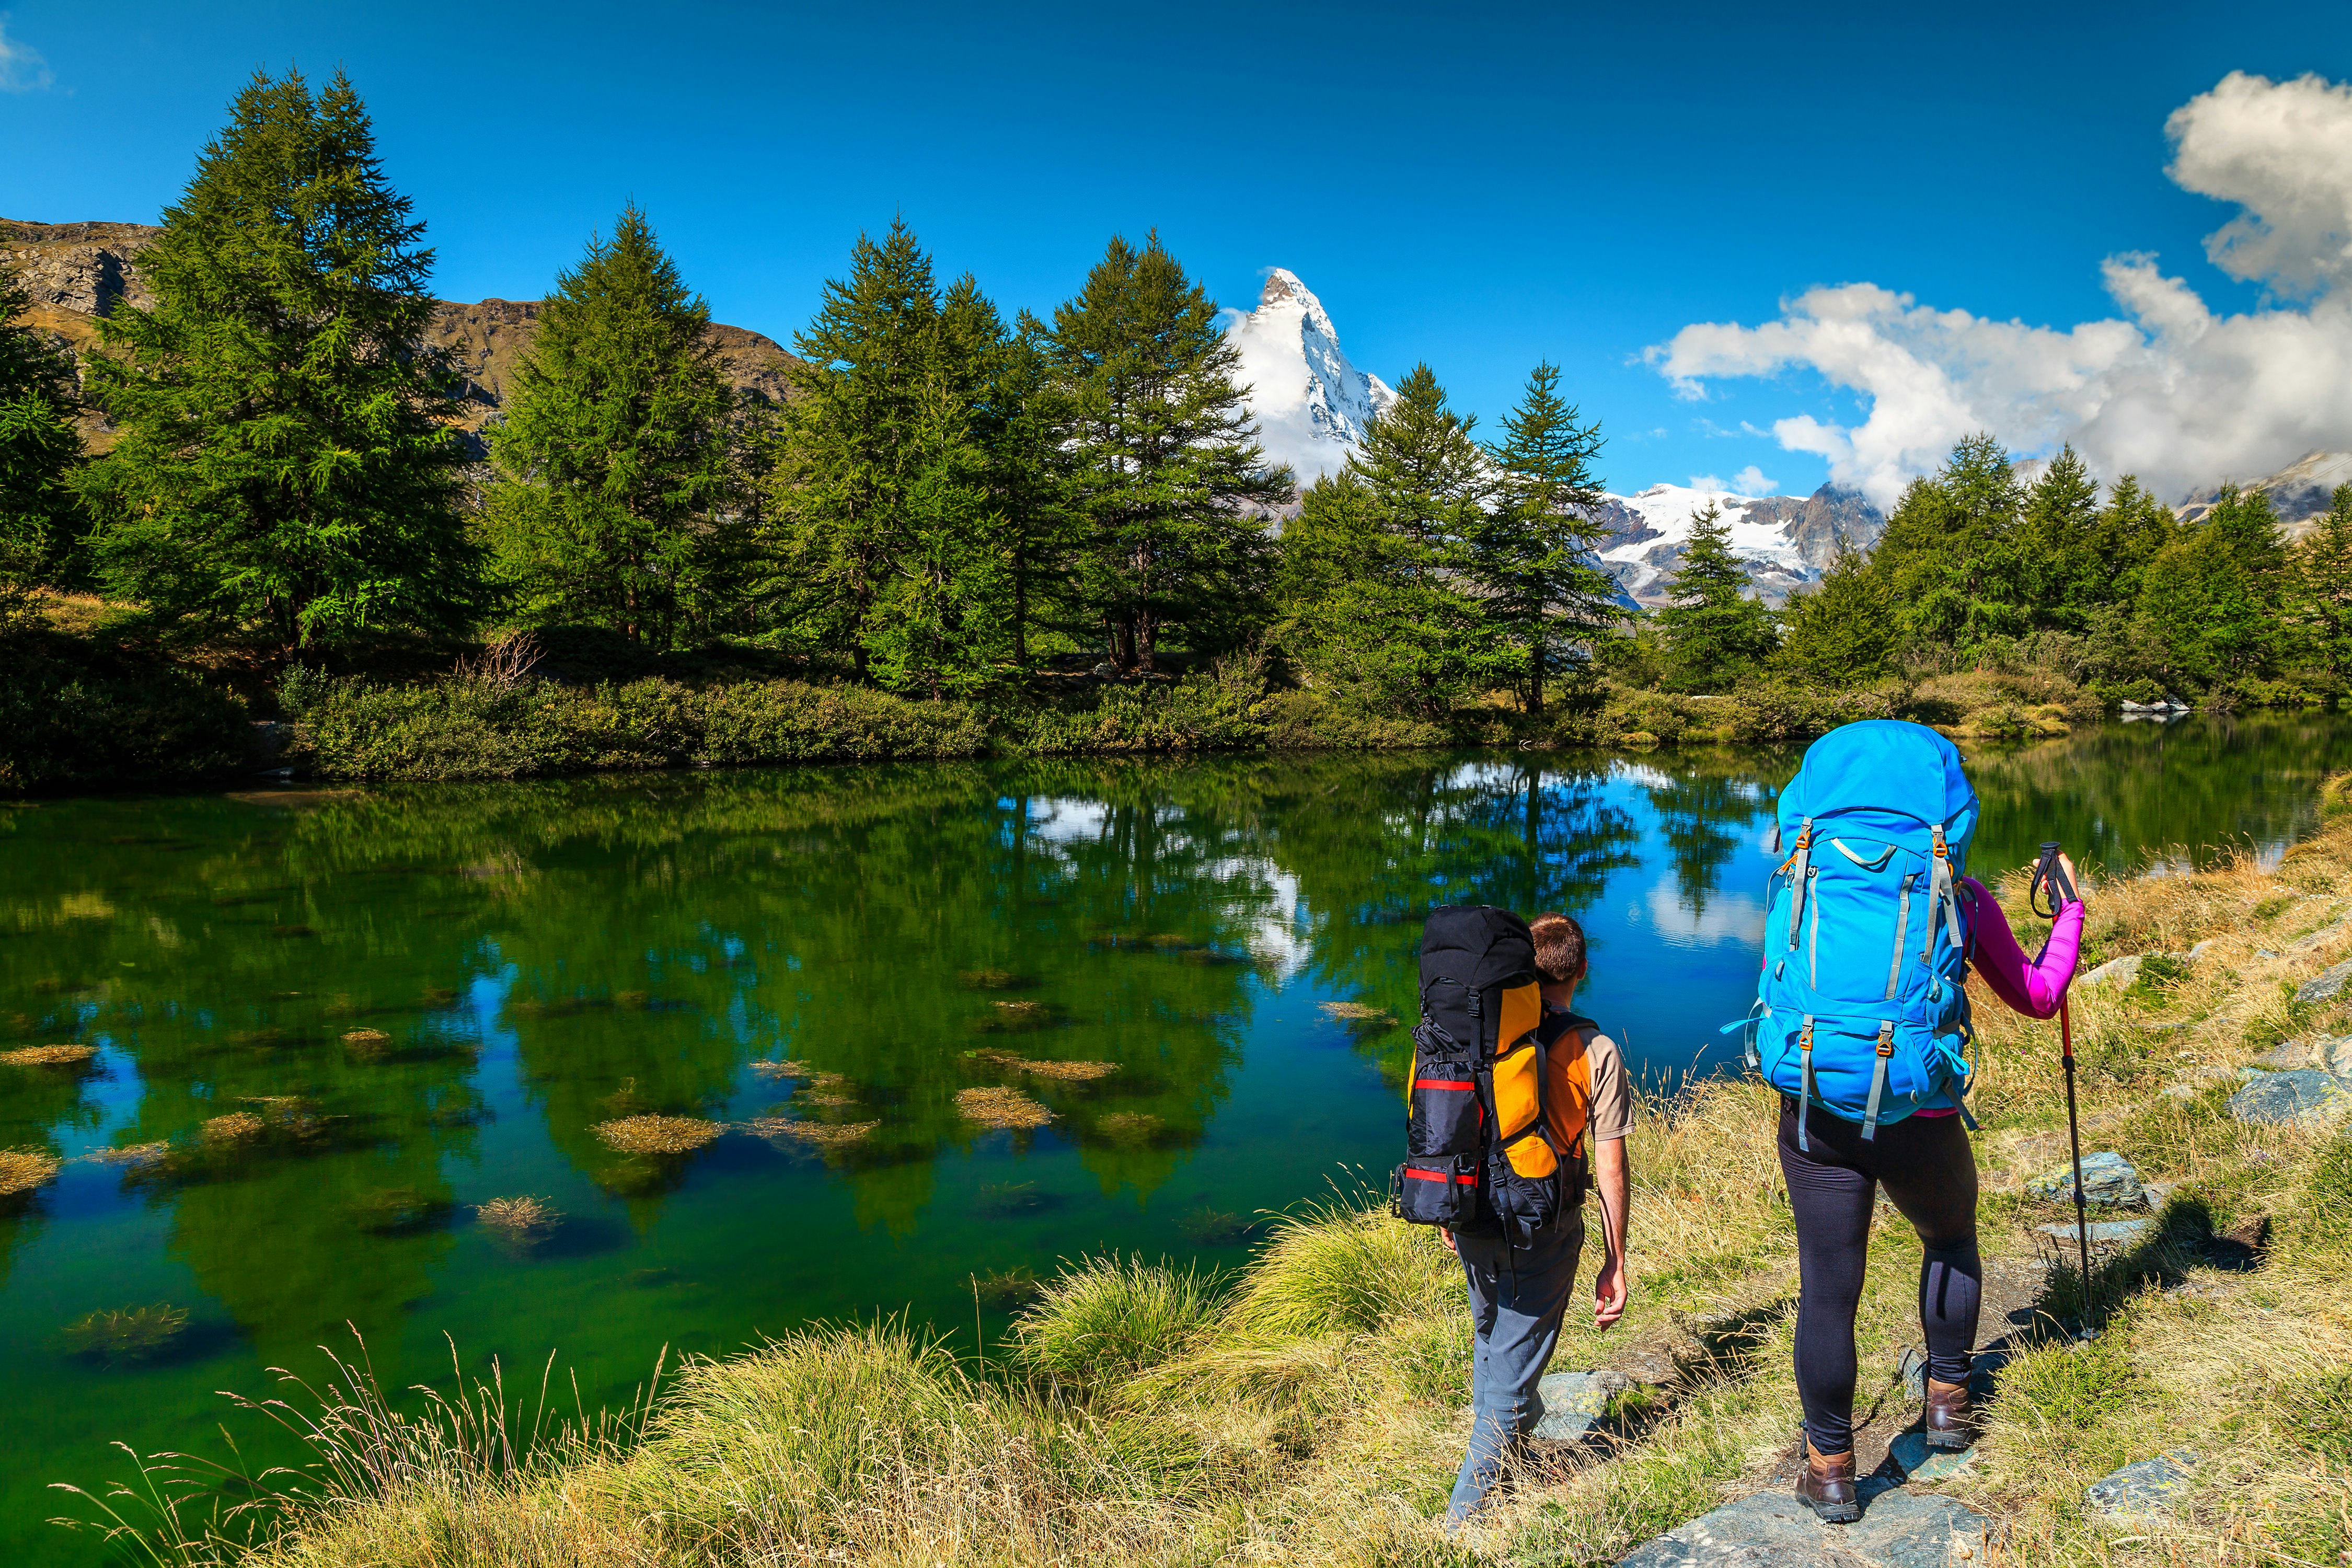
1 217 798 451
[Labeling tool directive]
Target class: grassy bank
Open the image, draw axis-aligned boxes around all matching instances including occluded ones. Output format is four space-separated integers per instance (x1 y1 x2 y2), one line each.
59 805 2352 1565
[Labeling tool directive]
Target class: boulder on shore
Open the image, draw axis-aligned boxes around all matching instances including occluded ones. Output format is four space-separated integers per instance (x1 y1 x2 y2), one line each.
2077 954 2145 989
2085 1452 2196 1529
2228 1069 2352 1126
2296 959 2352 1004
2028 1150 2145 1208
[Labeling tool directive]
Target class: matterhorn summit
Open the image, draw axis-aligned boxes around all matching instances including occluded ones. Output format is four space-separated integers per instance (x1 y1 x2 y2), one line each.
1224 269 1396 482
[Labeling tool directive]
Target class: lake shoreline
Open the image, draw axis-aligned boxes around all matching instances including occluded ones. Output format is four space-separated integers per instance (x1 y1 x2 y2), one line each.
9 629 2307 795
68 785 2352 1566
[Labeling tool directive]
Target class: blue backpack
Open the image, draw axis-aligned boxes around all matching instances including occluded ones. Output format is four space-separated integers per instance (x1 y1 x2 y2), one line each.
1741 721 1981 1147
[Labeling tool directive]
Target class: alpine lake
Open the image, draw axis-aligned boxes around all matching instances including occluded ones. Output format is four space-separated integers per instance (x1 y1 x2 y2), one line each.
2 713 2347 1562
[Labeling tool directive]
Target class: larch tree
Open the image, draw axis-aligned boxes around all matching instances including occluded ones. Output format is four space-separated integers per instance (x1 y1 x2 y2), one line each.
0 260 83 621
1472 361 1616 714
76 68 474 654
2293 483 2352 678
484 205 739 649
1050 233 1289 671
1776 544 1899 685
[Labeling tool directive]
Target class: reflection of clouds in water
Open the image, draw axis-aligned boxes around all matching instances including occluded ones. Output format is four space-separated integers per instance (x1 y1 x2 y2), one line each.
1642 879 1767 947
1203 860 1314 978
1442 760 1530 793
1609 760 1676 790
1024 798 1109 844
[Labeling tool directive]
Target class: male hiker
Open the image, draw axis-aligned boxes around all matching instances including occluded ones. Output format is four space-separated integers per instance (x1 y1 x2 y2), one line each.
1433 909 1632 1525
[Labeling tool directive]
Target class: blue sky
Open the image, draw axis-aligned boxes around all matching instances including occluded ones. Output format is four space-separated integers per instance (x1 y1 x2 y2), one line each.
5 1 2349 500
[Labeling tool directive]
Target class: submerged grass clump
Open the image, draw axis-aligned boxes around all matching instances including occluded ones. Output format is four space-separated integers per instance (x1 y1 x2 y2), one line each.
748 1058 812 1079
955 1086 1054 1131
593 1115 722 1155
474 1195 563 1251
0 1147 62 1198
57 1304 190 1367
970 1047 1120 1082
743 1116 881 1149
0 1043 99 1068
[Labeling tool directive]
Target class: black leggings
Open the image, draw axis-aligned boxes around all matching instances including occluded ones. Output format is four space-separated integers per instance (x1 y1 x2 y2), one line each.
1778 1097 1981 1456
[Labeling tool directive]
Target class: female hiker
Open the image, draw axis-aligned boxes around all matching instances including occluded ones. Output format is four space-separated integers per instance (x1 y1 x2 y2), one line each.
1742 721 2083 1523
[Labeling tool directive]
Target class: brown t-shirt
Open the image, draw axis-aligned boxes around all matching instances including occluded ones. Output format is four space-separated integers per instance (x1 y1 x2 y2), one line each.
1542 1007 1634 1154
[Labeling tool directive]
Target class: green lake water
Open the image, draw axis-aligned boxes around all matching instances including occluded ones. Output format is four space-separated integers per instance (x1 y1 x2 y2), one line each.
1 714 2346 1561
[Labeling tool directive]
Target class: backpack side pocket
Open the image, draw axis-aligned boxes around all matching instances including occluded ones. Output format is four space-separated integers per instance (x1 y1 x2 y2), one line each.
1392 1153 1482 1226
1408 1056 1482 1157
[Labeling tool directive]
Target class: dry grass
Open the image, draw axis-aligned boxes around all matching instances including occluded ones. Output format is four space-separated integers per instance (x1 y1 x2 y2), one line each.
593 1116 722 1156
748 1058 811 1079
1318 1001 1394 1024
0 1043 98 1068
339 1029 391 1059
0 1147 62 1197
955 1086 1054 1131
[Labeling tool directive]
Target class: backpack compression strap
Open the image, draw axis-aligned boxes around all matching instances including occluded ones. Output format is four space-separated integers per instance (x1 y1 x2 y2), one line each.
1782 820 1814 951
1929 825 1961 949
1862 1020 1896 1140
1795 1014 1816 1152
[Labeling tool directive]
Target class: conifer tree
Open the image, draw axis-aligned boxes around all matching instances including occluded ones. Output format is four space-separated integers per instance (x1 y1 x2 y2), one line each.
485 206 738 648
979 313 1080 667
1867 433 2026 653
2292 483 2352 679
1276 366 1507 715
2021 444 2102 631
1049 233 1289 670
2136 485 2285 684
1777 545 1898 685
1654 501 1775 688
774 218 987 682
75 70 473 653
1473 362 1617 713
0 262 83 621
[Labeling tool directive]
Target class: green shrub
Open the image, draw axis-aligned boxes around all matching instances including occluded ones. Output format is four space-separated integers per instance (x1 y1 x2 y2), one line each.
0 638 250 793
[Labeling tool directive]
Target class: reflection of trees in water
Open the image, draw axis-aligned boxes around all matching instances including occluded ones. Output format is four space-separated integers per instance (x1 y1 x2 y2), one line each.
1629 753 1783 918
1963 715 2352 877
1228 755 1645 1086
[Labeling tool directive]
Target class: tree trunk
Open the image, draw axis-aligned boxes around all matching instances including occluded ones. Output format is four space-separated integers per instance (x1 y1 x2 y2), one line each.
1527 641 1546 716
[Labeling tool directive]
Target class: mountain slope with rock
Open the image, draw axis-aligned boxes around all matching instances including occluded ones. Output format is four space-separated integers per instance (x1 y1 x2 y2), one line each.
1 217 797 452
1590 482 1887 608
2178 449 2351 538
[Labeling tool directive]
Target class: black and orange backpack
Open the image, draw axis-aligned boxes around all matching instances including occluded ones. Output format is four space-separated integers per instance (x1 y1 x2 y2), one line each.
1389 905 1588 1242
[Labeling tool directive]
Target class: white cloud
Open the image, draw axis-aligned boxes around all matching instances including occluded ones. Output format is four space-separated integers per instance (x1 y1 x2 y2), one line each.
1646 72 2352 509
1683 465 1777 498
0 14 52 93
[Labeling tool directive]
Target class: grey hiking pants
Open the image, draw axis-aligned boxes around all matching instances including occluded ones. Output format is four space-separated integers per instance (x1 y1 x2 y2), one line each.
1448 1210 1586 1523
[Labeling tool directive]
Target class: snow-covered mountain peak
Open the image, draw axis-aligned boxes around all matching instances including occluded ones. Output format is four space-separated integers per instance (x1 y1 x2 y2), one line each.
1225 269 1396 483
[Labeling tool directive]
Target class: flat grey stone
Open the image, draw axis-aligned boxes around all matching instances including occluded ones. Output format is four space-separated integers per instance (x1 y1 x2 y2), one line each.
2027 1150 2143 1208
1620 1487 1989 1567
2255 1040 2314 1069
2298 959 2352 1004
2035 1218 2157 1247
2227 1069 2352 1126
1888 1430 1981 1483
2085 1452 2196 1527
2185 938 2217 961
2077 954 2143 989
1528 1369 1625 1440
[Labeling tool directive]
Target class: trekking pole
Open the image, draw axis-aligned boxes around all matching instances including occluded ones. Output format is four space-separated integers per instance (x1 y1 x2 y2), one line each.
2032 842 2094 1333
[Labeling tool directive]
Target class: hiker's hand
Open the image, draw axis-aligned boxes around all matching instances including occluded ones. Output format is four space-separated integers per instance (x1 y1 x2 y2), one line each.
2058 852 2083 905
1438 1227 1457 1254
1594 1254 1627 1329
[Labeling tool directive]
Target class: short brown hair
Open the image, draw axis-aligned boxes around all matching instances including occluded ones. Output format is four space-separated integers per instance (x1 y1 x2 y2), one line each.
1529 912 1586 984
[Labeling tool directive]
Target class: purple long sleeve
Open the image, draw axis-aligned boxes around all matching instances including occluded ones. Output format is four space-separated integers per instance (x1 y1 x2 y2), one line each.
1959 876 2082 1018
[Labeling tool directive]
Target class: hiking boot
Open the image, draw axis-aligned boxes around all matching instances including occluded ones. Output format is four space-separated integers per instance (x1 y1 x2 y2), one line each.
1923 1376 1978 1451
1795 1439 1860 1524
